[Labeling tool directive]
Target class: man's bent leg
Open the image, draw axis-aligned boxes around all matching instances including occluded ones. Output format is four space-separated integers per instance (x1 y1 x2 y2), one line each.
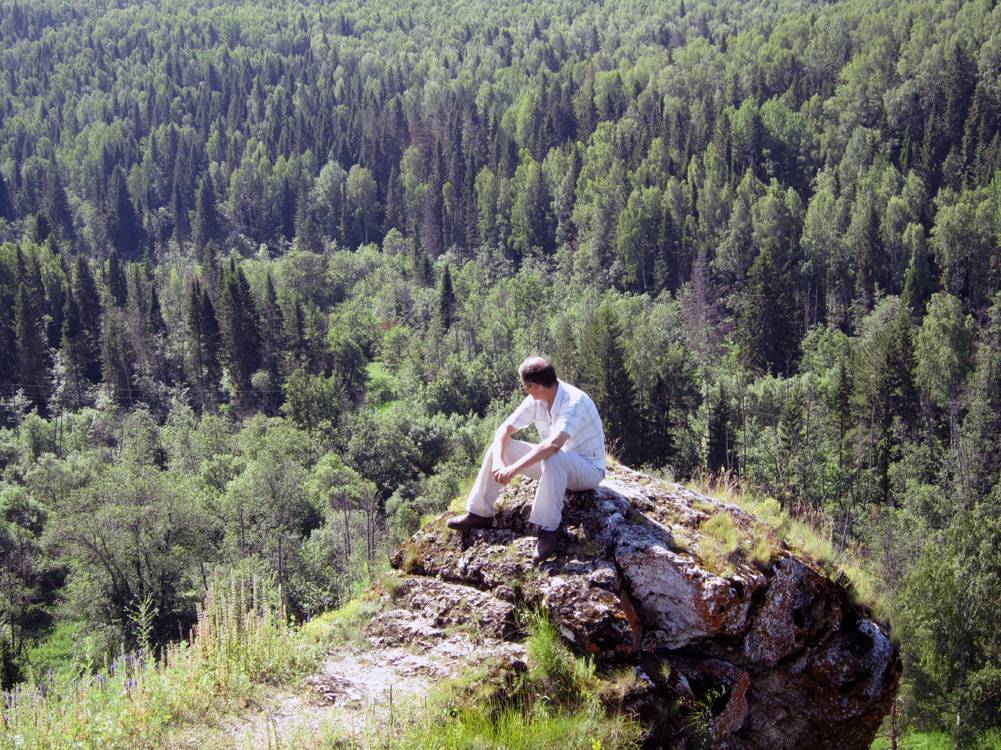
466 439 540 517
529 452 604 531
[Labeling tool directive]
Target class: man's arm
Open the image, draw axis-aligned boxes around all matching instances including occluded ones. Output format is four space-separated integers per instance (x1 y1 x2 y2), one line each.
492 423 517 470
493 431 569 485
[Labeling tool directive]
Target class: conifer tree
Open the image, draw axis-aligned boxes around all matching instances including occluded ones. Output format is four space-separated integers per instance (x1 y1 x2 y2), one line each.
107 251 128 308
284 296 308 372
60 292 88 409
171 183 190 246
436 266 456 330
107 168 143 260
259 272 286 384
192 177 221 256
100 308 133 406
576 303 638 462
42 164 74 246
217 265 261 406
0 264 16 388
187 280 221 411
14 284 50 414
70 256 102 383
737 240 801 374
0 171 12 221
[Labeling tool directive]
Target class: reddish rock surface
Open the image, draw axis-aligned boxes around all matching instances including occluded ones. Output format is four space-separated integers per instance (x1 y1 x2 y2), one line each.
389 464 900 749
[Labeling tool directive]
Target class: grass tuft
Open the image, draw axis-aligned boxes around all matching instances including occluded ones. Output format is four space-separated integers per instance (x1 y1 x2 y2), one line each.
698 513 740 577
373 613 643 750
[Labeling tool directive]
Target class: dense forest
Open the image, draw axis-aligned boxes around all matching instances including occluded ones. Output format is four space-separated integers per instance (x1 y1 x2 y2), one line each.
1 0 1000 744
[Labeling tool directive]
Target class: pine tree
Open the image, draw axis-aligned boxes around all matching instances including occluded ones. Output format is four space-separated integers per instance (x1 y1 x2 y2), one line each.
171 183 190 246
187 280 221 411
0 262 16 388
100 307 133 406
737 240 801 374
42 164 74 246
0 170 13 221
192 177 221 257
107 251 128 308
259 271 286 385
14 284 50 414
576 303 639 462
70 256 102 383
107 167 143 260
60 292 88 409
436 265 456 330
217 265 261 407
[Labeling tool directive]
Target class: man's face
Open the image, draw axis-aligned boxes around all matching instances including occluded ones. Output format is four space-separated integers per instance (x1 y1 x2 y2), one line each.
521 379 541 398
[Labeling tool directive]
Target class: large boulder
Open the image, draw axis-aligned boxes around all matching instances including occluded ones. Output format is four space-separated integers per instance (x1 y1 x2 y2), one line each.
390 463 900 749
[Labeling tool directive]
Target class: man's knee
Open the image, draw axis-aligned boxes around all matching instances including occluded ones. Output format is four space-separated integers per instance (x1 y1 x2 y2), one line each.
540 451 569 474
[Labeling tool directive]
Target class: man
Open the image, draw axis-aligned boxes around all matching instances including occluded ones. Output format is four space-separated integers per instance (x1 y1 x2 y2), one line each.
447 356 606 563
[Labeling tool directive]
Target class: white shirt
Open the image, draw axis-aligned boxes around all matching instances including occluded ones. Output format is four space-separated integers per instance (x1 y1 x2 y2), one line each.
502 380 606 470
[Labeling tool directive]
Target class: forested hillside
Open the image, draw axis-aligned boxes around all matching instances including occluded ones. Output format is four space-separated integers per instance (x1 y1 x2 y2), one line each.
1 0 1000 744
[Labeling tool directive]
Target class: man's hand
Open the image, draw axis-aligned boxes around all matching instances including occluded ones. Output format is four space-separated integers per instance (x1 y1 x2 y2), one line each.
492 465 517 485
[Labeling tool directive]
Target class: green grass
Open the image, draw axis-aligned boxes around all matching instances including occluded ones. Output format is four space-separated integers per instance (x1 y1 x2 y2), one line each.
373 613 643 750
0 577 320 750
870 731 956 749
301 593 381 647
698 513 740 576
687 476 888 615
870 729 1001 750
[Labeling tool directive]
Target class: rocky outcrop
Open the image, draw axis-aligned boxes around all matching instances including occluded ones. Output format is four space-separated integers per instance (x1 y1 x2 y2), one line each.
388 464 900 749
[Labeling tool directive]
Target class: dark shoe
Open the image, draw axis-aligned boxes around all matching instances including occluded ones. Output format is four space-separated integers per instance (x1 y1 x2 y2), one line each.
533 527 564 564
446 512 494 531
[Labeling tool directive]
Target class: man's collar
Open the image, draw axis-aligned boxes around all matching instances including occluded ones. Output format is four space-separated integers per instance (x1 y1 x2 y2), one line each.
553 380 568 409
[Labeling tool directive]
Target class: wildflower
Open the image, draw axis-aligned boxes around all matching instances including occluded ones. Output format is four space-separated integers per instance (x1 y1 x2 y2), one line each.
123 678 137 697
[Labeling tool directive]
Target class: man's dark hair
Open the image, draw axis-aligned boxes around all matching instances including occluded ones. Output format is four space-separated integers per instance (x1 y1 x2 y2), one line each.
519 357 558 387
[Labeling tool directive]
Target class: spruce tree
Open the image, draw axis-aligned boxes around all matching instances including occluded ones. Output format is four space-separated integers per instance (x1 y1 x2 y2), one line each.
0 263 16 388
0 170 13 221
187 280 221 411
192 178 221 256
42 164 74 246
100 308 133 406
14 284 50 414
107 251 128 308
259 271 286 384
107 168 143 260
70 256 102 382
60 292 88 409
217 265 261 406
436 265 456 330
576 303 639 463
171 183 190 246
737 240 801 374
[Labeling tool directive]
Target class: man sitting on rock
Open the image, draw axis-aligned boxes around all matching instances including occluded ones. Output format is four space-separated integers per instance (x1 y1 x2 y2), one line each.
447 356 606 563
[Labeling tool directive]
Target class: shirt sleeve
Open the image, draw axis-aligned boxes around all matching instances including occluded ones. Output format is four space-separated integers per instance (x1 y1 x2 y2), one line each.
551 396 583 437
501 396 536 432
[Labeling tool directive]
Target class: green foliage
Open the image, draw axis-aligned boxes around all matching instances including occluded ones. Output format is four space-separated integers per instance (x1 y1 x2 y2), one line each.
0 577 319 750
0 1 999 741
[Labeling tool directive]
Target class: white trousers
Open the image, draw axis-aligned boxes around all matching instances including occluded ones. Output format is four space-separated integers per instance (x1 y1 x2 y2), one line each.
466 439 605 531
